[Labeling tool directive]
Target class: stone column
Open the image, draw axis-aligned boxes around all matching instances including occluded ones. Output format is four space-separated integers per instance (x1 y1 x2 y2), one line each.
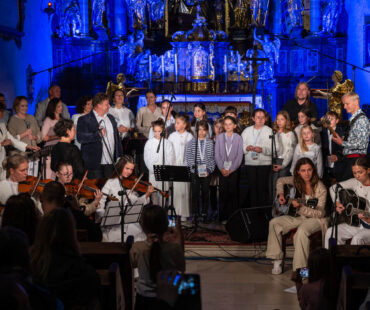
310 0 321 33
79 0 89 36
271 0 282 34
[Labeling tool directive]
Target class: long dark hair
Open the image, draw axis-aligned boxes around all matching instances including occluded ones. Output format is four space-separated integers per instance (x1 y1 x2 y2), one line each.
223 115 240 134
45 98 62 120
293 157 319 196
30 208 79 282
75 95 92 114
175 114 191 132
191 103 208 126
112 155 135 179
139 205 168 282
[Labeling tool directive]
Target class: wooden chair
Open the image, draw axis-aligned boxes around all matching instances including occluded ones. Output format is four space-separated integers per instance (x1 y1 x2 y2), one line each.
281 228 322 272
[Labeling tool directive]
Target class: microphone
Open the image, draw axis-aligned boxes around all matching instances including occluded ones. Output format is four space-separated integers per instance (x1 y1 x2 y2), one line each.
25 120 30 129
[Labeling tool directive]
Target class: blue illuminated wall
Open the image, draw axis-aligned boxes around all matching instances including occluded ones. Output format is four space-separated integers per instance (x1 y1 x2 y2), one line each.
0 0 53 114
346 0 370 107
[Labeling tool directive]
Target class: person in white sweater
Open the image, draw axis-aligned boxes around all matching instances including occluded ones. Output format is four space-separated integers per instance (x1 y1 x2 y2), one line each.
144 119 175 206
291 125 323 178
242 109 279 207
272 111 297 207
168 115 193 218
97 155 154 242
294 108 321 146
325 158 370 247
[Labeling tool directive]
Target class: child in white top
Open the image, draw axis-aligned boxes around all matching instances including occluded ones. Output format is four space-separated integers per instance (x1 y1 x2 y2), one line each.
294 108 321 146
144 119 175 206
148 100 176 139
168 115 193 217
291 125 323 178
191 103 213 138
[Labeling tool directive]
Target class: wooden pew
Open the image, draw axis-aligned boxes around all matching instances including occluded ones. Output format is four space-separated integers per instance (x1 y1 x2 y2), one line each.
80 242 133 310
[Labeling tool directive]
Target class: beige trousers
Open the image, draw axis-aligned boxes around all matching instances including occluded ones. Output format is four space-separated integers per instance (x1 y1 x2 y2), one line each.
265 215 321 270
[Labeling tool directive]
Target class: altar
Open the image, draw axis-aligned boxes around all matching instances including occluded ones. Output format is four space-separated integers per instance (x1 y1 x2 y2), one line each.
137 93 261 121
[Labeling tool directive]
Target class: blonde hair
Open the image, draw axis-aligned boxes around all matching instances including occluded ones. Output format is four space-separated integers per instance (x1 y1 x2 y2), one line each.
273 110 293 133
300 125 314 153
342 92 360 104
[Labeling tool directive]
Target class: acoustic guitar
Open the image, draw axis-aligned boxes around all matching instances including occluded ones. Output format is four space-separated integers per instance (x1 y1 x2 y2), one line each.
339 188 369 228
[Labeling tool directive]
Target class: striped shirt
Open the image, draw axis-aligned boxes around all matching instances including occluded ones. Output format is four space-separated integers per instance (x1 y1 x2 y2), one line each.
185 138 215 174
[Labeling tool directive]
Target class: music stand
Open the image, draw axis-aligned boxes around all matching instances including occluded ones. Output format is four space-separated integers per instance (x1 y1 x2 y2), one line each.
153 165 191 217
101 201 144 227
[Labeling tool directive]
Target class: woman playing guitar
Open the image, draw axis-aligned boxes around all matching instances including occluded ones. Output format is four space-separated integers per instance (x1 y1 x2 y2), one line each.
266 157 327 275
325 158 370 247
96 155 154 242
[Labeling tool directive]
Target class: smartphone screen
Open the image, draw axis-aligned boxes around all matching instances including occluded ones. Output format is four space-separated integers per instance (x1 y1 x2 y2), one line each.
176 274 201 310
168 215 176 227
299 267 309 279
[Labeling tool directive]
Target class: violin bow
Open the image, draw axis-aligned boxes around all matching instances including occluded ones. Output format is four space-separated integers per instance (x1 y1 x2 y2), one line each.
76 170 88 198
128 173 144 197
30 174 42 196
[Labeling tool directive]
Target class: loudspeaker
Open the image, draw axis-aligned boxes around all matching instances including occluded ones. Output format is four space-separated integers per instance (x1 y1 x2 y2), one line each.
225 206 272 243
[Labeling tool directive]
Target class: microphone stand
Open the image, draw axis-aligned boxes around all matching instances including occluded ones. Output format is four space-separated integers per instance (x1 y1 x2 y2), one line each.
329 183 340 248
98 125 132 245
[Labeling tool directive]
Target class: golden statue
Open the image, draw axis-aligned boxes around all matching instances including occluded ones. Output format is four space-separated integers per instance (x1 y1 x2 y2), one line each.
314 70 354 119
106 73 138 102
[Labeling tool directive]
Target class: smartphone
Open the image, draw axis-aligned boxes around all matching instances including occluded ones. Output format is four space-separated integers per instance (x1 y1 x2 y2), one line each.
299 267 309 279
168 215 176 227
176 274 201 310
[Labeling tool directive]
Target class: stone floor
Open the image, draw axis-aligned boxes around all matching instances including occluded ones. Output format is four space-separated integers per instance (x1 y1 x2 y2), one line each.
186 259 300 310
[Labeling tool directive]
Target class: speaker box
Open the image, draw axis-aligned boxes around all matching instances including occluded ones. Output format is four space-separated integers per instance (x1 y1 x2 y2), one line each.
225 206 272 243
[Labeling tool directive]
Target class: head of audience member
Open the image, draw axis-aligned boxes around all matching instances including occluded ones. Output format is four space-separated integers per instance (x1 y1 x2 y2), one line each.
92 92 110 117
252 109 268 129
223 106 238 119
30 208 80 282
213 118 224 137
48 85 61 100
40 181 66 214
45 98 62 120
151 118 165 140
0 273 31 310
293 157 319 193
54 119 75 141
112 89 125 107
273 110 293 133
1 193 40 245
351 157 369 186
297 108 311 126
174 114 191 134
113 155 135 179
197 120 209 140
192 103 207 125
13 96 28 116
3 154 28 182
295 82 310 103
324 111 339 129
75 95 92 115
145 90 157 107
160 100 173 119
55 162 74 184
307 248 330 284
342 92 360 115
223 116 239 134
139 205 169 281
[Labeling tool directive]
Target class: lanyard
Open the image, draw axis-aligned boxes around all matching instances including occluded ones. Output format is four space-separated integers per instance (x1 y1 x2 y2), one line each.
198 139 207 163
225 133 234 159
253 127 262 146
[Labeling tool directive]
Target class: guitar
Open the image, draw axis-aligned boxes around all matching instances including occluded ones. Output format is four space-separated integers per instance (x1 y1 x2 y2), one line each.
273 184 319 217
339 188 369 228
319 117 339 139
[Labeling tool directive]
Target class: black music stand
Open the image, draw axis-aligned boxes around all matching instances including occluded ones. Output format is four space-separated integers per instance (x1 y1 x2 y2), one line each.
101 201 144 228
153 165 191 217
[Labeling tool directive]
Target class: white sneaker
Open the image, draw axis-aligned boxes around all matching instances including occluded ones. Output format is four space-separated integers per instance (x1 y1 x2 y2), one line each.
271 260 282 275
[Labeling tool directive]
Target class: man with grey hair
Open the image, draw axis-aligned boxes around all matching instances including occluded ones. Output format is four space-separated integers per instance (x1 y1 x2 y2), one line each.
35 85 70 127
332 92 370 181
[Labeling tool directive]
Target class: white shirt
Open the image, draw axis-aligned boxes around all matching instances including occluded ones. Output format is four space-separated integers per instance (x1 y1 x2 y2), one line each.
93 110 115 165
168 131 193 165
290 143 323 178
0 179 19 205
277 131 297 168
109 106 135 139
148 115 175 139
72 113 83 149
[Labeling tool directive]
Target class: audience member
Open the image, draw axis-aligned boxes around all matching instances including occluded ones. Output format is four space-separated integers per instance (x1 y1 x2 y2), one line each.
136 90 161 138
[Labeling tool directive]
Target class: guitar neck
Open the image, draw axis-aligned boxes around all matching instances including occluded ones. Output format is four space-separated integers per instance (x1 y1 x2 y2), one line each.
351 208 370 218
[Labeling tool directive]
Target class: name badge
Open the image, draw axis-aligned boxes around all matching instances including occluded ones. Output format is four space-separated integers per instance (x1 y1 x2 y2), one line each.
224 161 232 170
198 164 208 178
251 151 259 160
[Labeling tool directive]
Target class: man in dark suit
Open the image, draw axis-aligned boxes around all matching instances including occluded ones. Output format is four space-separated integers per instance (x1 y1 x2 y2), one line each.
321 111 346 181
77 93 123 179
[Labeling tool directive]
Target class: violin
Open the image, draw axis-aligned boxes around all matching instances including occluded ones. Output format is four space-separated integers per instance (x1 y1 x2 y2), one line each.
18 176 54 195
65 178 117 201
122 175 169 198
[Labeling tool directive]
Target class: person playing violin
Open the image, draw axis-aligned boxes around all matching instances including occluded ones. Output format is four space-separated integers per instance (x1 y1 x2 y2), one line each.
0 154 29 205
55 161 103 216
96 155 155 242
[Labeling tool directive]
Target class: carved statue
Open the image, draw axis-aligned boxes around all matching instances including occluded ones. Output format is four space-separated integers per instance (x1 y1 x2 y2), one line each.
214 0 224 31
251 0 270 27
147 0 165 29
321 0 342 35
282 0 303 35
230 0 250 29
92 0 106 29
106 73 127 100
64 0 81 37
314 70 354 119
126 0 147 30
